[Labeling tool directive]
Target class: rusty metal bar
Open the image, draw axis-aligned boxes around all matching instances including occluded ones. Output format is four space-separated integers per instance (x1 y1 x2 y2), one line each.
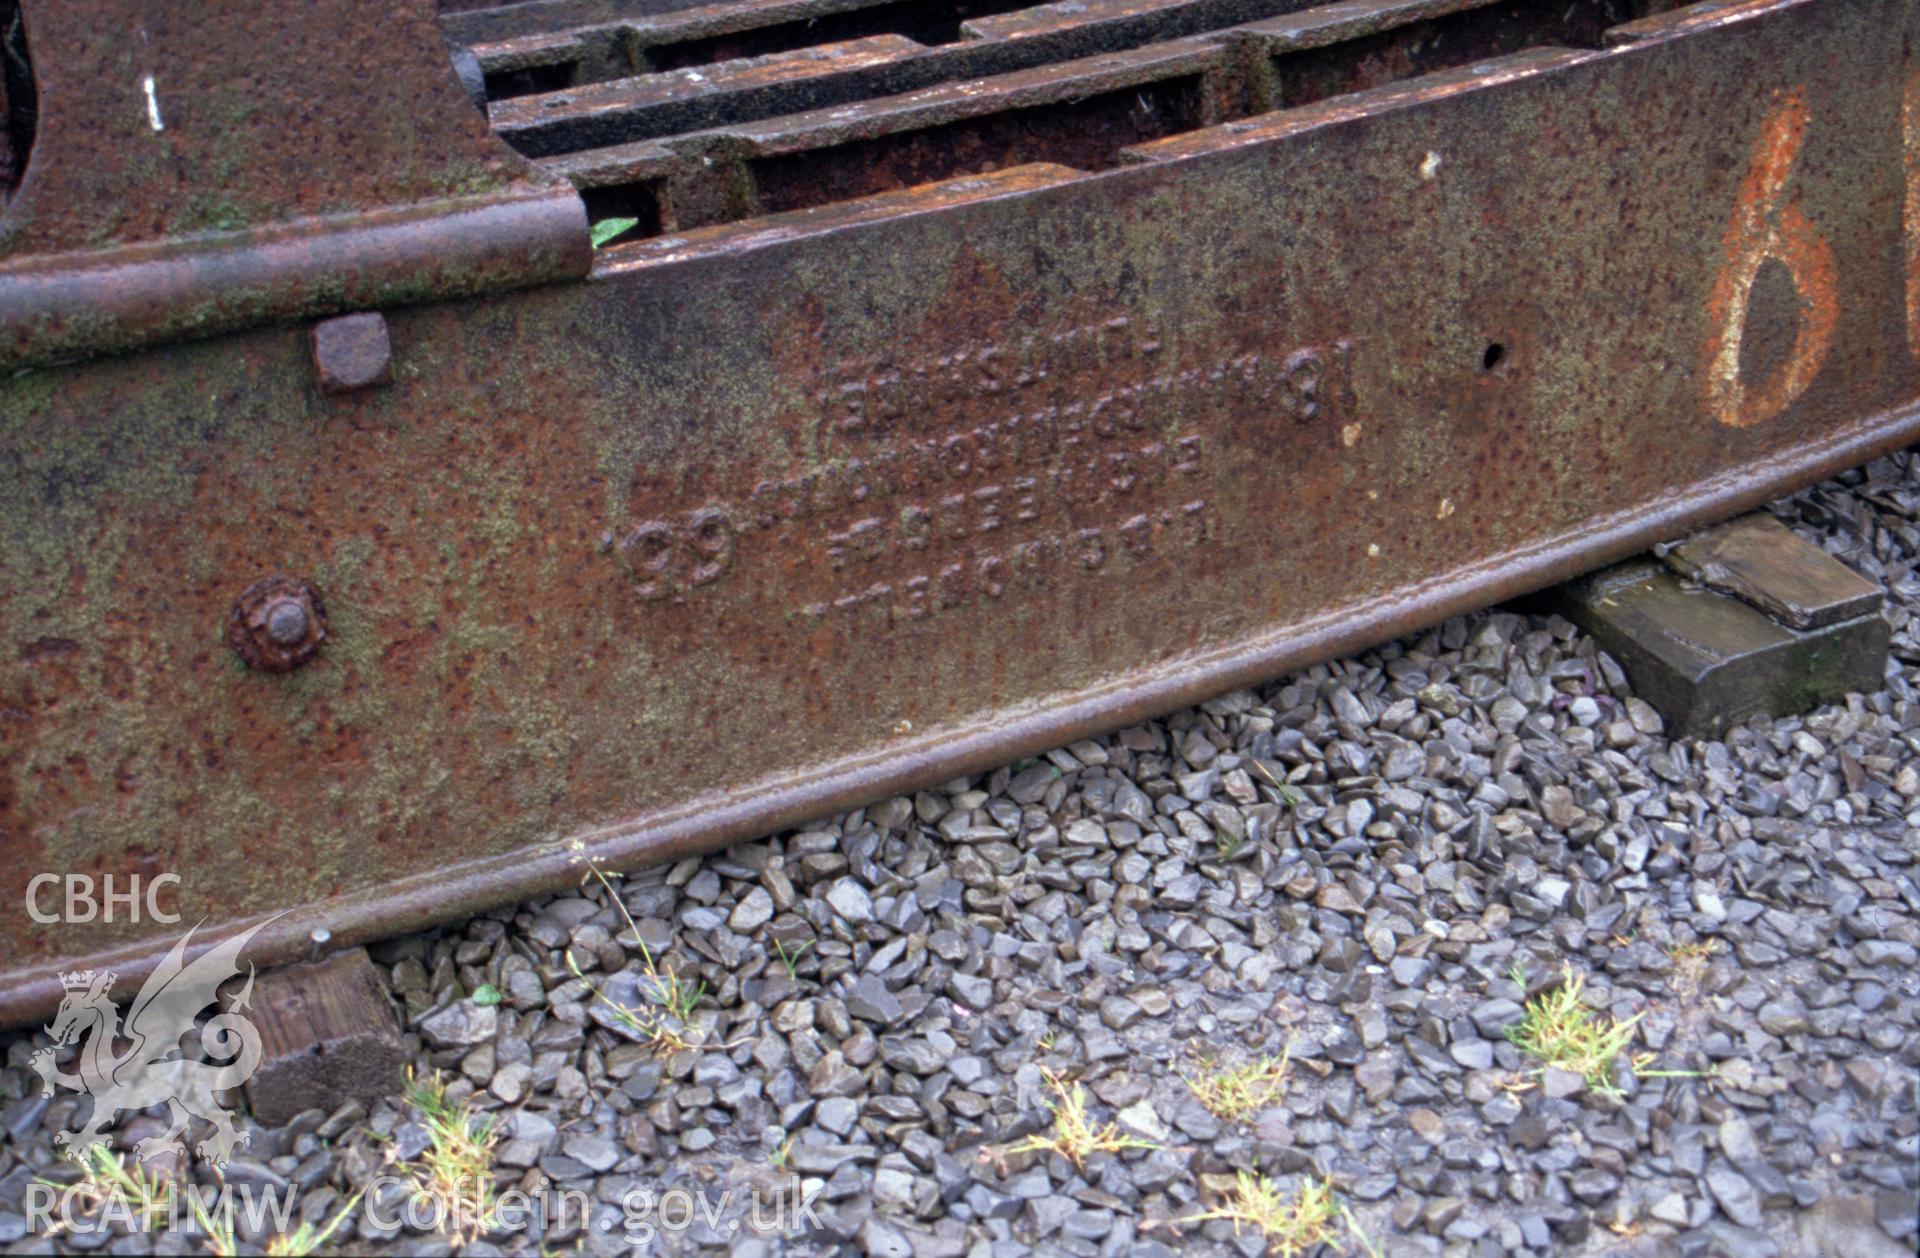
455 0 1042 89
554 36 1218 171
491 33 933 153
2 0 1915 1026
0 0 590 370
0 192 590 372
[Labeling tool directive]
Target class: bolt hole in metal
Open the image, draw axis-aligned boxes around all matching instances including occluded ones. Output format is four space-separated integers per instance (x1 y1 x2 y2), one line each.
0 0 36 210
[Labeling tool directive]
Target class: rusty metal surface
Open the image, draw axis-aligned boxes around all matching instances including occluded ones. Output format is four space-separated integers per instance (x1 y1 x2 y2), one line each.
3 0 1919 1024
0 0 590 369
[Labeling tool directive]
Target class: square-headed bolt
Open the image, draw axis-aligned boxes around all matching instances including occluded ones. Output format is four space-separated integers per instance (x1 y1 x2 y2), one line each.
309 312 393 394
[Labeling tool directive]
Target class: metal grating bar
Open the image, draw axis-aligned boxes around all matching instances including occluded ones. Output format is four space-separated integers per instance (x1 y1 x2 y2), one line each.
457 0 1041 96
490 32 929 152
459 0 1698 243
497 0 1683 238
471 0 1670 151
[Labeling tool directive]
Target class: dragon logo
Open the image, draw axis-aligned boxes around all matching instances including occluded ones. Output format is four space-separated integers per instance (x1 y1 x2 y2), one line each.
28 921 273 1168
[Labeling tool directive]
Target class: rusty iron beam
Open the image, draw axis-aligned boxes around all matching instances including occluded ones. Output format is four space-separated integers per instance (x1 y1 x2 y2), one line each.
2 0 1918 1025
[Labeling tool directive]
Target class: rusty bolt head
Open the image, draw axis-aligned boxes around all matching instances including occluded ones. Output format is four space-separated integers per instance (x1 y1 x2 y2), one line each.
265 599 311 646
228 577 328 672
309 312 393 395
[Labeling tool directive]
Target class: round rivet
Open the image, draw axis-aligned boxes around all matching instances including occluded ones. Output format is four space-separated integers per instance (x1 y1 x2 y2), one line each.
265 599 310 646
228 576 328 672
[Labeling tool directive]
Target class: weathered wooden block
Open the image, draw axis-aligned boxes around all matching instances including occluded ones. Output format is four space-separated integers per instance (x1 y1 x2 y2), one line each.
242 947 407 1126
1663 514 1884 630
1548 516 1889 741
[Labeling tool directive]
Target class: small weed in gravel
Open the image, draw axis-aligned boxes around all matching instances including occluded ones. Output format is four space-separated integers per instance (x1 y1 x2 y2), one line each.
1504 964 1641 1094
999 1068 1157 1171
399 1069 500 1245
1183 1043 1292 1120
264 1190 364 1258
1175 1172 1347 1256
568 862 707 1055
192 1184 364 1258
1252 759 1304 807
37 1146 171 1236
1666 935 1721 991
774 937 812 980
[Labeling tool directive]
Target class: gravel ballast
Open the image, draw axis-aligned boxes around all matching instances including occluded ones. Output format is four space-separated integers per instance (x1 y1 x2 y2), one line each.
2 451 1918 1256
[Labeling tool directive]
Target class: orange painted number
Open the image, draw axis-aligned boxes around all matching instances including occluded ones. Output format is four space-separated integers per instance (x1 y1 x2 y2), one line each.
1702 90 1839 429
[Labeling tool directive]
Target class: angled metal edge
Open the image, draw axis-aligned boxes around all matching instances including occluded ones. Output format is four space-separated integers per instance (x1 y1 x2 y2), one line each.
0 190 591 372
